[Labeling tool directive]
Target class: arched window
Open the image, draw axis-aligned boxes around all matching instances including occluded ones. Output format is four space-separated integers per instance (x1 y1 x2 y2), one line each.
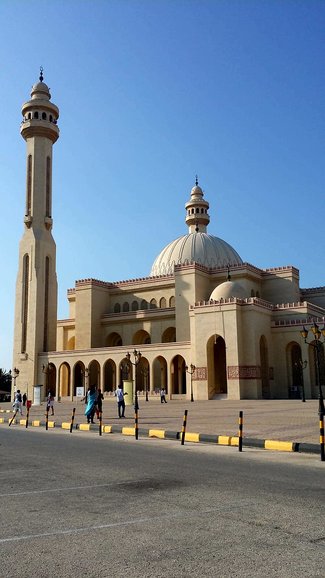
140 299 148 310
169 296 175 307
150 298 157 309
46 156 51 218
162 327 176 342
34 111 39 119
251 289 255 297
49 115 53 122
43 256 50 351
256 291 260 298
114 303 121 313
28 112 31 120
42 112 47 120
159 297 166 308
21 254 29 353
123 302 129 312
132 300 138 311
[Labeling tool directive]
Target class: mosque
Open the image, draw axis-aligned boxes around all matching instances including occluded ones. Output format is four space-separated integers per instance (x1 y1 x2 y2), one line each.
12 74 325 403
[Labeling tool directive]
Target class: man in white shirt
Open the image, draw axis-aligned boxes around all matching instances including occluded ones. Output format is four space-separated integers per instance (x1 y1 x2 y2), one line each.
114 385 127 418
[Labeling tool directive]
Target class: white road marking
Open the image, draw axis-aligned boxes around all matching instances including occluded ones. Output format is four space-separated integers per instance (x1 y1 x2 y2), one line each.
0 507 225 544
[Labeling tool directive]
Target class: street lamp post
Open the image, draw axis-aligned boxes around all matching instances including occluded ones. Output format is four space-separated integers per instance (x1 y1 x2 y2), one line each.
294 359 307 403
126 350 142 410
300 323 325 419
10 367 20 394
185 363 196 402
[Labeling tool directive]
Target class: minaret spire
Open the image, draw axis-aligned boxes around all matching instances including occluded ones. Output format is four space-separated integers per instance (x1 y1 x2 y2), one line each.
185 178 210 233
39 66 44 82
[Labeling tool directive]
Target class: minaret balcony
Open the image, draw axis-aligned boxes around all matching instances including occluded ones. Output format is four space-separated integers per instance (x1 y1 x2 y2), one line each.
20 120 59 143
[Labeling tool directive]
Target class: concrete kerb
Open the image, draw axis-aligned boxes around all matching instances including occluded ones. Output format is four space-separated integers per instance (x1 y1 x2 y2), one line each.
1 416 321 456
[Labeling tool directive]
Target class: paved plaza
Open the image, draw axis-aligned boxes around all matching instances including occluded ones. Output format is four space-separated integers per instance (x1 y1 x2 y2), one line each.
1 397 322 445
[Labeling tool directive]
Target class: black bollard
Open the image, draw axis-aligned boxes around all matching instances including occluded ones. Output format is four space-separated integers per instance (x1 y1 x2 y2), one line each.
134 392 139 440
26 405 30 429
9 409 18 427
99 410 102 436
238 410 243 452
181 409 188 445
70 407 76 433
320 416 325 462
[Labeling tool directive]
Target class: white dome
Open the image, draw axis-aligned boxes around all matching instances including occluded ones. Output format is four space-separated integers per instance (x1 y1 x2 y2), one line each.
210 280 246 301
150 232 243 276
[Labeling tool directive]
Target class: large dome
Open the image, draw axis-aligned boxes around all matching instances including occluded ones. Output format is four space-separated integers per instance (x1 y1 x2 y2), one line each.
150 232 242 276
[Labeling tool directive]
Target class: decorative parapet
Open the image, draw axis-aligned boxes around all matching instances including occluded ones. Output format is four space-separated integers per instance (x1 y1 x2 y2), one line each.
191 298 321 313
301 286 325 294
263 265 299 276
273 315 325 328
191 296 273 310
71 274 174 291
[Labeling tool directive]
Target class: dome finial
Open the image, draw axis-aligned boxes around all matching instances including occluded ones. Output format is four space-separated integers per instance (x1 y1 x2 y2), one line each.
39 66 44 82
195 174 198 186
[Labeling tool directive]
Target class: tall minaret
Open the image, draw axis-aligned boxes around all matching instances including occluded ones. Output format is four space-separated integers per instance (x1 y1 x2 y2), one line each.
12 70 59 398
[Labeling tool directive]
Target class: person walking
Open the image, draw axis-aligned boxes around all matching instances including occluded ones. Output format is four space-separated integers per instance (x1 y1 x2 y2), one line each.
96 388 104 419
13 390 23 415
47 391 55 415
160 388 167 403
114 384 127 418
22 393 27 407
84 385 97 424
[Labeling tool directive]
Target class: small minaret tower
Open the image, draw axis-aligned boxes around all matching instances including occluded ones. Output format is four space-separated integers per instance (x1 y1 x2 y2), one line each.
185 176 210 233
12 69 59 397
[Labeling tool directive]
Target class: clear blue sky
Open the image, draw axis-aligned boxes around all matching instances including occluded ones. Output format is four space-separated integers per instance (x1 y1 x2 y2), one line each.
0 0 324 371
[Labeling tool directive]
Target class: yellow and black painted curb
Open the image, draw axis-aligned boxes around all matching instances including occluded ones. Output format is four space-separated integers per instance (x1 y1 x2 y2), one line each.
1 415 320 456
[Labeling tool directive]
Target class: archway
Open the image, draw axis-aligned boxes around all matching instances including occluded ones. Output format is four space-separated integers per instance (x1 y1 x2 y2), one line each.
89 360 100 388
286 342 303 399
171 355 186 395
137 357 150 394
133 329 151 345
106 332 122 347
162 327 176 343
207 335 227 397
152 356 168 393
73 361 85 397
103 359 116 392
45 363 57 397
58 362 70 397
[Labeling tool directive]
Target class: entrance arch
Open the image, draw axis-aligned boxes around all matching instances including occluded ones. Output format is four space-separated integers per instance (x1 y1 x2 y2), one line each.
152 356 168 393
171 355 186 395
103 359 116 392
58 362 70 397
207 335 227 397
287 342 303 399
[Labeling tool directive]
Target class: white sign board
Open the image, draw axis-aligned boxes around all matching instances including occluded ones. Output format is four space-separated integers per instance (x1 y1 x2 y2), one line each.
76 387 84 397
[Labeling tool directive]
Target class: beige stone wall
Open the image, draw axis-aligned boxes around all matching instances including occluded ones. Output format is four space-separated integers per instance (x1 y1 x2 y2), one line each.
262 268 300 304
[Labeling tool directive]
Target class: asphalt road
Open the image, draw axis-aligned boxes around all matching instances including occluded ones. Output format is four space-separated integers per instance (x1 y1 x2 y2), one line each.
0 427 324 578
